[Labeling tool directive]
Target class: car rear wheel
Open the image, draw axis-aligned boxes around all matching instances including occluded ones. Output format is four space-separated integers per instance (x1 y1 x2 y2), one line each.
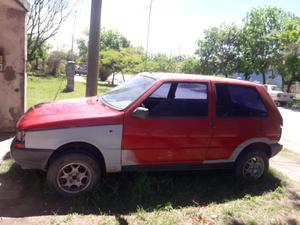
47 153 100 196
235 150 269 179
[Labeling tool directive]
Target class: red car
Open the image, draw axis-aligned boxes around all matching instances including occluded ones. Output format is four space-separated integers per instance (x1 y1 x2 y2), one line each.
11 73 283 196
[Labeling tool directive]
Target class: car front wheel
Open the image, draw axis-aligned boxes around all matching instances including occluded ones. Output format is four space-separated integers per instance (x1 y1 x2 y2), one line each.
235 150 269 179
47 153 100 196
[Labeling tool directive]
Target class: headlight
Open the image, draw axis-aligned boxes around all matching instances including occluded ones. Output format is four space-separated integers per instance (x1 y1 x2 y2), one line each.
277 93 282 98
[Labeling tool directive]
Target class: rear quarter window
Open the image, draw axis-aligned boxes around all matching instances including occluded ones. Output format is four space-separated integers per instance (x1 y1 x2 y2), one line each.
215 84 268 117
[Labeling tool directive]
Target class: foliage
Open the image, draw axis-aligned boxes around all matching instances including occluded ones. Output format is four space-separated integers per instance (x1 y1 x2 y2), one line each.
240 7 290 83
77 38 88 64
196 24 240 77
120 48 145 74
27 0 71 62
195 6 299 87
100 28 131 51
147 54 179 72
100 48 144 81
77 29 131 65
277 15 300 92
179 57 200 74
46 51 68 75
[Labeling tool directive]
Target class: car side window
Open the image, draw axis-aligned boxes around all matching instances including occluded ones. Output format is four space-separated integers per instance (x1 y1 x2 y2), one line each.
175 83 207 100
149 83 171 99
143 82 208 117
215 84 267 117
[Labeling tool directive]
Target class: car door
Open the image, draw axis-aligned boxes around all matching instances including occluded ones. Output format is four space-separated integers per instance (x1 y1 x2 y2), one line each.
207 82 268 161
122 81 212 166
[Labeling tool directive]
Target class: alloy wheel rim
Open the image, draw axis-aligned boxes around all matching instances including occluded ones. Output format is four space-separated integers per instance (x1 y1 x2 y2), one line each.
242 156 265 179
57 162 92 194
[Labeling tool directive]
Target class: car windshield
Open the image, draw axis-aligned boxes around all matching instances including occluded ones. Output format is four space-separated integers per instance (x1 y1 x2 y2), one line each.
101 74 156 110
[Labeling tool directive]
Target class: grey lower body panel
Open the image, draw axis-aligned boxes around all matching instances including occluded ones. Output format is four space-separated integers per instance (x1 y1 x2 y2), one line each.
122 162 234 172
10 142 53 171
270 143 283 158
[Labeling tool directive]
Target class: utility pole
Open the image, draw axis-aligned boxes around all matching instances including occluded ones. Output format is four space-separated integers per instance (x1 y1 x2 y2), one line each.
86 0 102 97
144 0 154 71
71 10 77 61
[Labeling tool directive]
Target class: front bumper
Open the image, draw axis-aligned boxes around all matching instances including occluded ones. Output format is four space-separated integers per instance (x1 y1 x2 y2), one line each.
10 139 53 171
269 143 283 158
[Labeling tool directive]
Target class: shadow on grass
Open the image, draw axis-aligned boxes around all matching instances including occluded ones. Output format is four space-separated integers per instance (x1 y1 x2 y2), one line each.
0 161 285 218
288 188 300 210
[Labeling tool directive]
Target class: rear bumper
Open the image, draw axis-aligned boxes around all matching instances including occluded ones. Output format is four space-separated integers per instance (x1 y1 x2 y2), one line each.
269 143 283 158
10 140 53 171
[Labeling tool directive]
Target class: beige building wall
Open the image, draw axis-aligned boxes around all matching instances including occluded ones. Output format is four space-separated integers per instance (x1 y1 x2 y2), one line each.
0 0 28 132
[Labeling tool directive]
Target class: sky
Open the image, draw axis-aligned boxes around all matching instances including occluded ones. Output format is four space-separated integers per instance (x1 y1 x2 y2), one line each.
50 0 300 56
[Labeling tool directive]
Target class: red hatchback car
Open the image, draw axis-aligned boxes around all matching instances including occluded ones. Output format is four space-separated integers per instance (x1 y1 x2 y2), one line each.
11 73 283 196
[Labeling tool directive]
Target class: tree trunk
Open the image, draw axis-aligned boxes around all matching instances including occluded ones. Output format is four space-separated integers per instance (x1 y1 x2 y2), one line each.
34 58 39 71
121 71 125 82
112 72 115 85
262 72 266 84
42 58 46 72
287 75 295 93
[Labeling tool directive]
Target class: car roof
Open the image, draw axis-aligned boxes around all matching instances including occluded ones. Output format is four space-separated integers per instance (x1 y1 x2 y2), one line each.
140 72 262 87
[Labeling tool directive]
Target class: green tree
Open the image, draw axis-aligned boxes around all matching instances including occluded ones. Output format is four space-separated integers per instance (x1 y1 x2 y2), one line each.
179 57 200 74
195 24 240 77
47 51 67 75
28 38 50 71
120 48 144 74
148 54 178 72
77 38 88 64
277 15 300 92
241 7 289 84
100 48 144 82
101 29 131 51
77 29 131 65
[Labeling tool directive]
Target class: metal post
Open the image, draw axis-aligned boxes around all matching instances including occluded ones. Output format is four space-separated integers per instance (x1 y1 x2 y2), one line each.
144 0 153 71
86 0 102 97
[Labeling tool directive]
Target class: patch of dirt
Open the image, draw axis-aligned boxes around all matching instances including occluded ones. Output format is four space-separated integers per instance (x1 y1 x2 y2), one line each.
270 154 300 183
287 185 300 211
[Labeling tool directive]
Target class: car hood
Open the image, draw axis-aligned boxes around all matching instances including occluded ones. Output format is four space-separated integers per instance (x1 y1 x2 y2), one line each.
17 97 124 131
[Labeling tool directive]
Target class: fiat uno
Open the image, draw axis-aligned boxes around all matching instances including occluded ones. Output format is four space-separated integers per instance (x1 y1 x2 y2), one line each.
11 73 283 196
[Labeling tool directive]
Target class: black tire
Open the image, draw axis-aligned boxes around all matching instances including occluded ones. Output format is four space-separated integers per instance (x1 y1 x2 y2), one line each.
47 153 101 197
234 150 269 180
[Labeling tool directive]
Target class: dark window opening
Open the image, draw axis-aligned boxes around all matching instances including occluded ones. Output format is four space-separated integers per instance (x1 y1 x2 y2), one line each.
216 84 267 117
142 82 208 117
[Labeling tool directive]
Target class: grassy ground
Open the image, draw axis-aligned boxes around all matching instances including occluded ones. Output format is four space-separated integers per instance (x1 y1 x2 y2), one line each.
292 94 300 107
27 75 114 109
0 159 299 225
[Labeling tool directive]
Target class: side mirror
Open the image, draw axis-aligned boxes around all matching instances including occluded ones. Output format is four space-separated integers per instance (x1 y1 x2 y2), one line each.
133 107 149 118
